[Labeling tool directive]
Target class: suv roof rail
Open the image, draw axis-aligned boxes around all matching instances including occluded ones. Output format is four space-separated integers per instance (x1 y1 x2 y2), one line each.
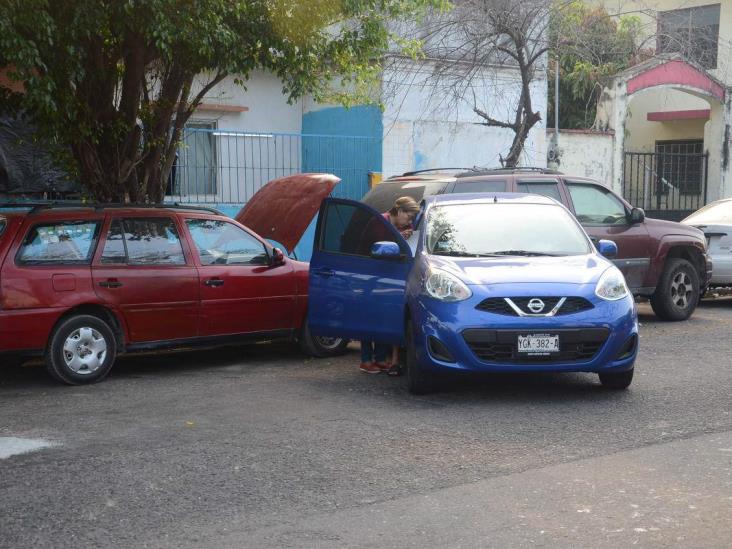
456 167 563 177
400 167 483 176
0 201 223 215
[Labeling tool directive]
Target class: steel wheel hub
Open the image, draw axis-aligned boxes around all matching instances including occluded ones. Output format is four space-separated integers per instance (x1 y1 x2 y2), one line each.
63 327 107 375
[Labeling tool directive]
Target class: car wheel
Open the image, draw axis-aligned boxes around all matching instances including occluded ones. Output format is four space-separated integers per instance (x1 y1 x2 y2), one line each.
406 319 435 395
299 322 349 358
598 368 634 390
650 258 699 321
46 314 117 385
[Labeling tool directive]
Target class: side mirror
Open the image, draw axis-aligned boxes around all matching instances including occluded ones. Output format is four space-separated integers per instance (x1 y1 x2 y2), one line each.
597 239 618 259
371 241 402 260
629 207 645 224
271 247 286 266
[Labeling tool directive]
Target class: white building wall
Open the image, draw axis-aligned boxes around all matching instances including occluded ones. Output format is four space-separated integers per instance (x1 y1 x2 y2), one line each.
382 59 547 177
549 130 616 186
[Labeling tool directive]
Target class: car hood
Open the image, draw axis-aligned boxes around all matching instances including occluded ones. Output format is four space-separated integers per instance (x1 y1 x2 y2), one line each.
236 173 340 253
646 216 705 241
426 253 613 286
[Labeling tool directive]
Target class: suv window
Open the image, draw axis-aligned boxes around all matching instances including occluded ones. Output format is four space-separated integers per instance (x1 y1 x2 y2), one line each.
101 218 185 265
566 182 628 225
362 180 448 213
0 219 6 236
18 221 100 264
517 180 562 202
453 180 507 193
186 219 268 265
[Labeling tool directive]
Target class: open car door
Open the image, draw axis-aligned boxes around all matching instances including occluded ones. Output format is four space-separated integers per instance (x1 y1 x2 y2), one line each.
308 198 412 344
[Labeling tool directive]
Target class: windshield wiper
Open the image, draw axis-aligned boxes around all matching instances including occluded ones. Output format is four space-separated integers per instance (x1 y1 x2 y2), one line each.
487 250 559 257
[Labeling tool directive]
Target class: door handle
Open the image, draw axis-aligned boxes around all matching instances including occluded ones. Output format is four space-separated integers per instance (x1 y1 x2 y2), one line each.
98 279 123 289
312 268 335 277
204 278 225 287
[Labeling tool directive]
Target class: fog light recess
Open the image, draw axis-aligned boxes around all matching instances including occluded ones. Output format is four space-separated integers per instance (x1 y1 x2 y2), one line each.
615 334 638 360
428 336 455 363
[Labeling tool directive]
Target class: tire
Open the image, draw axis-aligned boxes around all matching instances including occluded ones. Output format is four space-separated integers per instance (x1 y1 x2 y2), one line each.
598 368 634 390
299 322 349 358
406 319 435 395
46 314 117 385
650 258 700 321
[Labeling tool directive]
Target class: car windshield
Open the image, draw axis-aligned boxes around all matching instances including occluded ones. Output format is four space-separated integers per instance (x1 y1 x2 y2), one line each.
683 200 732 224
425 203 591 257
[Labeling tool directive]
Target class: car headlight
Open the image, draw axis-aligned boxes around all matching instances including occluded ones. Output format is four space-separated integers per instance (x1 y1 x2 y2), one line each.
595 267 629 301
424 268 472 302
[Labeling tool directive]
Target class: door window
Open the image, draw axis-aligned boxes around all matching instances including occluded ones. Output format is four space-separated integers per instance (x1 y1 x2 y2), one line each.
566 183 628 225
320 202 399 257
186 219 268 265
453 180 507 193
100 218 186 265
517 180 562 202
17 221 100 264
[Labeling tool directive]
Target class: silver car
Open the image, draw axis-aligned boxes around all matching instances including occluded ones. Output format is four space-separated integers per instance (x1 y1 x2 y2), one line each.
683 199 732 287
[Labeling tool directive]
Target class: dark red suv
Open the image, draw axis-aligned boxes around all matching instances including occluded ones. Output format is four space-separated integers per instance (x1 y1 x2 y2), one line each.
363 168 712 321
0 175 346 384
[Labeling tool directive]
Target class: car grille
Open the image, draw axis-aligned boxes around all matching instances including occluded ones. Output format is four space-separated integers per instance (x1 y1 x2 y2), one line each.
475 297 594 316
462 328 609 363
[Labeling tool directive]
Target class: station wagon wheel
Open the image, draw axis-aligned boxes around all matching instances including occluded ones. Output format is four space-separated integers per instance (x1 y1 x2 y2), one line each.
299 322 349 358
47 314 117 385
650 258 699 321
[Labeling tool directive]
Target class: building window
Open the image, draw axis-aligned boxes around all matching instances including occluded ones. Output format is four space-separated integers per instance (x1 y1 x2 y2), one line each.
657 4 720 69
655 140 705 195
169 121 218 197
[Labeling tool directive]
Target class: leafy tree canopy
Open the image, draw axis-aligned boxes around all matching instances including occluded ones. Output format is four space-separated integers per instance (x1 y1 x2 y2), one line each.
548 1 646 129
0 0 445 202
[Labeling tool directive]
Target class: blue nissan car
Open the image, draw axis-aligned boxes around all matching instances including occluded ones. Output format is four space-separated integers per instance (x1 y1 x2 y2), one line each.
307 193 638 394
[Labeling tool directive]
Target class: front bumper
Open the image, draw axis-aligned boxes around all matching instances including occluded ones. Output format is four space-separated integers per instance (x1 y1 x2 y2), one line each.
410 284 638 374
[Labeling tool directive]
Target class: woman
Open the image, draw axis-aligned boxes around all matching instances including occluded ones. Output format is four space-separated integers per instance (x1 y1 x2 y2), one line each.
360 196 420 374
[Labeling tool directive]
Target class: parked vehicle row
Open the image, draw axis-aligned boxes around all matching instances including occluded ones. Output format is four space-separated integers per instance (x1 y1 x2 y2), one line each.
362 168 712 321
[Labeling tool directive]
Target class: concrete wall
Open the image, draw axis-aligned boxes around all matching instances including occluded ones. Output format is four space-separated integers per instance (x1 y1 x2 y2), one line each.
381 58 547 177
548 130 616 186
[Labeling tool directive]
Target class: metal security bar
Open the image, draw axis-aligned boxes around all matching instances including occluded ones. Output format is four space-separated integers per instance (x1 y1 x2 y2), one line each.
622 147 708 221
166 128 382 205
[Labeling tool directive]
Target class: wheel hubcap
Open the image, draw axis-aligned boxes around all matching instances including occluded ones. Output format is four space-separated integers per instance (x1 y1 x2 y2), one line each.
670 271 694 309
63 327 107 375
313 336 343 350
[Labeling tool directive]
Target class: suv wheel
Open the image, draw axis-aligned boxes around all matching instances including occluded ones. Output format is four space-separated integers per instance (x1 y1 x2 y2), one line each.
650 258 699 321
299 322 349 358
406 319 435 395
47 314 117 385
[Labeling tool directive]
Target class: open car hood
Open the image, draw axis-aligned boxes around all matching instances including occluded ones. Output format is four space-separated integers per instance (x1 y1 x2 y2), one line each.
235 173 340 253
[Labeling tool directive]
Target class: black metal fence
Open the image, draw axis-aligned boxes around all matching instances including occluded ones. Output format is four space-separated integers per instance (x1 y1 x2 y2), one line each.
623 148 708 221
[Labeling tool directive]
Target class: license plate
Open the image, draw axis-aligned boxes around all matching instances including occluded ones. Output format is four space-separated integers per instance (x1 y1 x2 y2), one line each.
517 334 560 355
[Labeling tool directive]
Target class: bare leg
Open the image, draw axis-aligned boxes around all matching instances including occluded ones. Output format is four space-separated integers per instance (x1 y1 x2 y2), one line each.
391 345 399 366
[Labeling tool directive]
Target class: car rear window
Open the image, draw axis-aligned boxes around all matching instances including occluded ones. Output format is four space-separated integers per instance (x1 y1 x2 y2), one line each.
362 180 448 212
452 180 507 193
17 221 101 264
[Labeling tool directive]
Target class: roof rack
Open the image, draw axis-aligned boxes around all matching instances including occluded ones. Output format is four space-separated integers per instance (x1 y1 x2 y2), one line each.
456 167 563 177
401 167 482 176
0 202 223 215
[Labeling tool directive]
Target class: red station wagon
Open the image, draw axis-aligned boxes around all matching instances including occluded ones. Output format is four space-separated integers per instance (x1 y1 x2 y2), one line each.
0 175 347 384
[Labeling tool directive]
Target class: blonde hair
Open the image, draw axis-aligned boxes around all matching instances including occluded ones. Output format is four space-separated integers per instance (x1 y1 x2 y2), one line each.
389 196 420 216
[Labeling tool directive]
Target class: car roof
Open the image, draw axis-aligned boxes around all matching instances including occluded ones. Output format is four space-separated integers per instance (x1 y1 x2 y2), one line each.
426 192 559 206
0 203 225 219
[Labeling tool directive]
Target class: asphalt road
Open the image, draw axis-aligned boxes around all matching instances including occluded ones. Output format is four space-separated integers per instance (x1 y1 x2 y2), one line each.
1 299 731 548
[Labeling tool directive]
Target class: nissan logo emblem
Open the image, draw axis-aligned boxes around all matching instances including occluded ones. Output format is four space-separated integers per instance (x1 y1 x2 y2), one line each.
527 298 545 313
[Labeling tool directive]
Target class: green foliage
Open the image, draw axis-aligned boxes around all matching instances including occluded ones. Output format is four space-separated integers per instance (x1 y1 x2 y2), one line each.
0 0 444 201
548 1 646 129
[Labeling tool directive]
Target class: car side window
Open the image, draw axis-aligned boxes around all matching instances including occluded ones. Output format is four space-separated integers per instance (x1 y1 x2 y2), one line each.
453 180 507 193
321 202 399 257
566 182 628 225
186 219 268 266
100 217 186 265
17 221 100 264
517 180 562 203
